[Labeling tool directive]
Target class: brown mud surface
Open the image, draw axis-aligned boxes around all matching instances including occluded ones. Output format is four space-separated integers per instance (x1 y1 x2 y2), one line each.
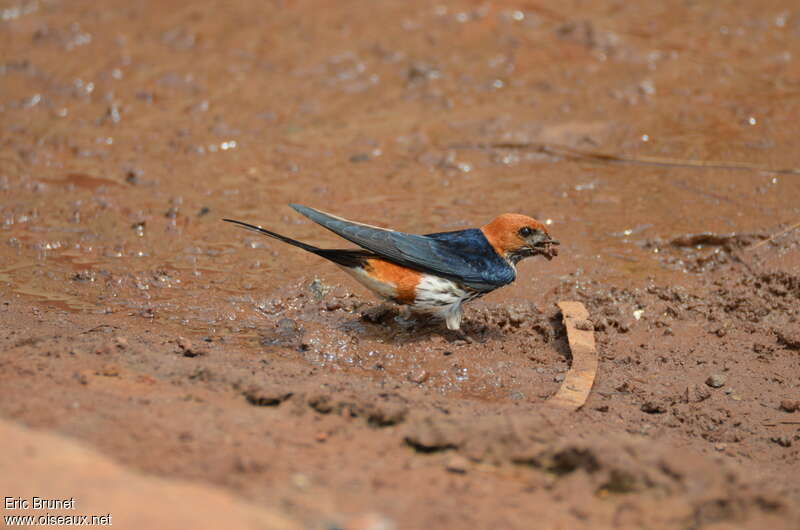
2 1 800 528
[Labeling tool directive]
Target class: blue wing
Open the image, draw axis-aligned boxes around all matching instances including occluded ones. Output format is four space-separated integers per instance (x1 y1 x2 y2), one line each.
290 204 515 291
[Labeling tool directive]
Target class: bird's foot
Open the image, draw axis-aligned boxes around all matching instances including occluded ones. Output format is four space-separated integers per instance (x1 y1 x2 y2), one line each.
444 328 473 344
393 312 418 330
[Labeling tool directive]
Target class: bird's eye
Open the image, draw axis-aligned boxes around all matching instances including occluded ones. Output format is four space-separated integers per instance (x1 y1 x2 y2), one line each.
518 226 533 237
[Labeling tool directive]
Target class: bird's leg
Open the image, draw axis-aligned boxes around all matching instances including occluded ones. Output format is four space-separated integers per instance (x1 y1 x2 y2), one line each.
444 304 464 331
443 305 472 343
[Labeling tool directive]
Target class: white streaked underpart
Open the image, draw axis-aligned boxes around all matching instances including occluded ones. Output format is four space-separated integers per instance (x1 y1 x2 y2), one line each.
413 274 481 330
338 267 482 331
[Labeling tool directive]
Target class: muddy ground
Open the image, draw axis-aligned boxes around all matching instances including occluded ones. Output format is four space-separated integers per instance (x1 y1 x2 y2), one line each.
2 1 800 528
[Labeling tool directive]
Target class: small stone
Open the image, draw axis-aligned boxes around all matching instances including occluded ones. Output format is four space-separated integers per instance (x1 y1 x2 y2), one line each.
714 443 727 452
325 300 342 311
276 318 300 334
776 329 800 350
176 336 205 357
779 400 799 413
290 473 311 490
641 401 667 414
573 318 594 331
706 374 726 388
445 454 470 474
685 384 711 403
97 364 119 377
177 336 192 352
771 436 792 448
554 374 565 383
407 369 429 384
125 168 142 184
113 336 128 349
509 391 525 401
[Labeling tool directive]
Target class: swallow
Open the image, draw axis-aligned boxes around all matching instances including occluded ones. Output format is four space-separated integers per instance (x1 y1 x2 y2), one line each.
224 205 558 331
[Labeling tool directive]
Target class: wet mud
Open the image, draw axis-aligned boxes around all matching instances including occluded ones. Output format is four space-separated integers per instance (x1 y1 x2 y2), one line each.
2 0 800 528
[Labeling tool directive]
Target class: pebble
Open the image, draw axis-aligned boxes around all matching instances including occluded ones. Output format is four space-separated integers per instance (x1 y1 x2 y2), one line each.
445 454 470 474
97 364 119 377
641 401 667 414
685 384 711 403
325 300 342 311
554 374 565 383
407 369 429 384
177 336 205 357
290 473 311 490
177 336 192 352
779 400 799 413
771 436 792 448
705 374 726 388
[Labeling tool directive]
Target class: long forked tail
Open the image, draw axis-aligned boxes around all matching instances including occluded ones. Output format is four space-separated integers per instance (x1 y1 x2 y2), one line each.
223 218 321 253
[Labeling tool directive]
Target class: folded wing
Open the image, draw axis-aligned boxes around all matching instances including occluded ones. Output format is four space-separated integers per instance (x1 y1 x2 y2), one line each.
290 204 514 291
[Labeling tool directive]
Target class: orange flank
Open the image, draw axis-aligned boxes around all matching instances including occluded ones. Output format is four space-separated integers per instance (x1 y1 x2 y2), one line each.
364 258 421 304
481 213 548 259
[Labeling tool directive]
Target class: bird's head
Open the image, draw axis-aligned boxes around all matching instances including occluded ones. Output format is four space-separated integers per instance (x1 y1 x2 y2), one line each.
481 213 559 264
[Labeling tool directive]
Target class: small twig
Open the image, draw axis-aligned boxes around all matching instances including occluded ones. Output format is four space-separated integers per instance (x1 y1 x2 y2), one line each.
746 220 800 251
451 142 800 175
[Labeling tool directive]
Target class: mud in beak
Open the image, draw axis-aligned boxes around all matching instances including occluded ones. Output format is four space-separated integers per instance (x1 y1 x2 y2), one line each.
532 237 560 260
